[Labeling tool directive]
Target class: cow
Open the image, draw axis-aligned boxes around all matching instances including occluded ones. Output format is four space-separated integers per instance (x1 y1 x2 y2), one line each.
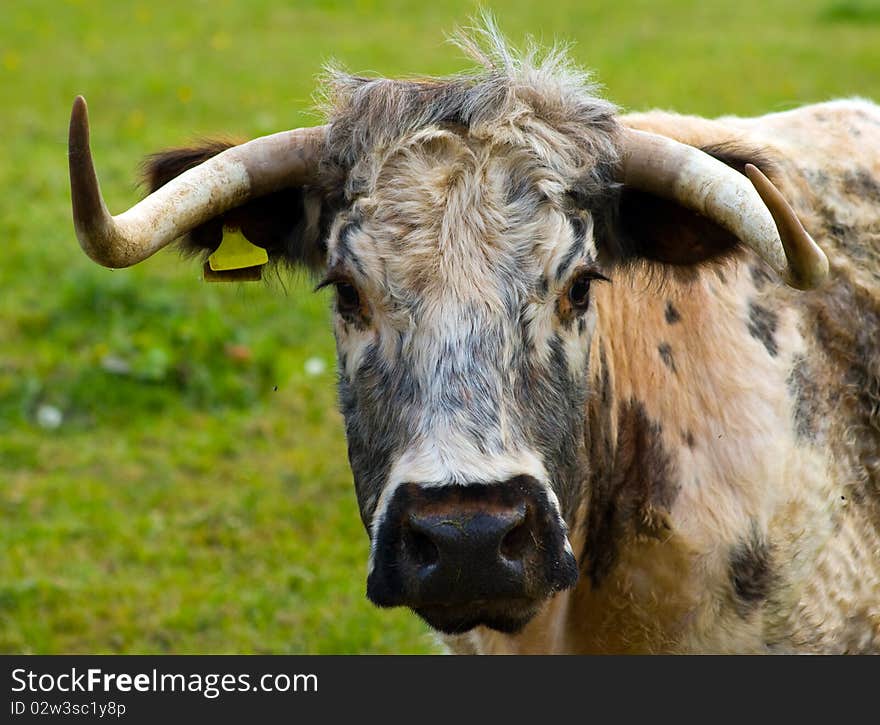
67 23 880 653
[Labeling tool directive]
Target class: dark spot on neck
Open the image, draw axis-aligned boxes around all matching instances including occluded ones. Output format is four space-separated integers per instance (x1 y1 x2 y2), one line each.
582 399 679 588
750 263 773 290
598 344 611 410
729 523 774 617
747 301 779 357
787 354 821 442
657 342 676 373
664 301 681 324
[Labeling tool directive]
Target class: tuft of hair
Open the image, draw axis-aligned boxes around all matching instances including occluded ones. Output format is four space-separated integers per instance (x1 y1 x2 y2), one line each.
317 12 622 203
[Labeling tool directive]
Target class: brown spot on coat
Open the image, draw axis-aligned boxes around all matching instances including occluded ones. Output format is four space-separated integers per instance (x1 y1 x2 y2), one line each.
750 263 773 290
583 400 679 588
787 354 822 442
842 168 880 203
819 213 880 272
657 342 676 373
747 301 779 357
664 301 681 324
729 524 774 617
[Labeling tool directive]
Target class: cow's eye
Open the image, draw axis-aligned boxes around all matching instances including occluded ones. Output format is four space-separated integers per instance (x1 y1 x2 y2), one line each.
335 282 361 316
314 274 365 320
567 272 593 312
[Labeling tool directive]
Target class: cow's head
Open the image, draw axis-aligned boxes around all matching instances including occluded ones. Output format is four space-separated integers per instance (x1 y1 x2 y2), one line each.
68 28 827 634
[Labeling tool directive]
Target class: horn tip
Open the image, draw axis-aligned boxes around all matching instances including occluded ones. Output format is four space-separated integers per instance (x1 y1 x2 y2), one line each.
71 95 88 122
69 95 90 153
745 162 830 290
789 256 831 290
743 163 763 184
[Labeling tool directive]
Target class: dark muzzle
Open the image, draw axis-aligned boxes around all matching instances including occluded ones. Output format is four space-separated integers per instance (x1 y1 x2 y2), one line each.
366 475 578 634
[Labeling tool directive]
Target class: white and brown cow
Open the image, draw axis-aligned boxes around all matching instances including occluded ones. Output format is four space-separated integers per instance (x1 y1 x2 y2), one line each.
67 25 880 653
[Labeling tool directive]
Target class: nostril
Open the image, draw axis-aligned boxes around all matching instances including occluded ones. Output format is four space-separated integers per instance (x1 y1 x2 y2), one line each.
404 527 440 569
500 518 532 561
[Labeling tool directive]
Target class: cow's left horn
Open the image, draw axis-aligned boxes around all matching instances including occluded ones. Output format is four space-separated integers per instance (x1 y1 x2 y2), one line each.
69 95 327 268
618 128 829 290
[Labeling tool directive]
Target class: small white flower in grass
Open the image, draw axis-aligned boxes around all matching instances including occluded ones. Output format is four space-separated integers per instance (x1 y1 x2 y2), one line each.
36 405 63 430
304 357 327 376
101 355 131 376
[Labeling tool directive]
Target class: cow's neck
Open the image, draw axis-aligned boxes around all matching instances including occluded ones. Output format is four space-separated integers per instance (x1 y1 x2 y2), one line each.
462 261 814 653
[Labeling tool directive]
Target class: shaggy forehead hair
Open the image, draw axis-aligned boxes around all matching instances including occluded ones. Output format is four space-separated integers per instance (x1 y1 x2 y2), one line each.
317 23 623 204
308 26 623 525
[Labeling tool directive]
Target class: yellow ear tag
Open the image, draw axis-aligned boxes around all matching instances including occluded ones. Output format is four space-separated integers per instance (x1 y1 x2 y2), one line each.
208 229 269 272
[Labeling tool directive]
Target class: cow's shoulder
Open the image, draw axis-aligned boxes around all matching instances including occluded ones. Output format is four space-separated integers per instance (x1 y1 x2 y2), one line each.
616 103 880 652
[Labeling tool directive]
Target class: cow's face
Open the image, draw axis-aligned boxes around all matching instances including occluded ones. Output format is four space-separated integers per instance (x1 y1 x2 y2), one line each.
322 129 610 633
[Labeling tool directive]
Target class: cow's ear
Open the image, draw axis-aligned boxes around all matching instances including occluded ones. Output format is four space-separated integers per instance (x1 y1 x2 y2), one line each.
594 143 780 268
143 144 329 273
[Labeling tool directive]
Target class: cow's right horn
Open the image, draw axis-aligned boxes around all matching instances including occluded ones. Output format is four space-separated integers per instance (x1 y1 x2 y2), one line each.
69 96 327 268
618 127 829 290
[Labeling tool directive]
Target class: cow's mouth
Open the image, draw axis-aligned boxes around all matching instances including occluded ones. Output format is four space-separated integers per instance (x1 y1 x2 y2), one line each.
412 598 543 635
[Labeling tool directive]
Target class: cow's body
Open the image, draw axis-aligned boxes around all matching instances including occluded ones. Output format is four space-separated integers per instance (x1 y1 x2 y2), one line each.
451 100 880 653
69 24 880 653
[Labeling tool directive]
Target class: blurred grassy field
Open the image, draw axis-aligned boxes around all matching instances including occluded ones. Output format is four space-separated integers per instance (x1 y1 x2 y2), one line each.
1 0 879 653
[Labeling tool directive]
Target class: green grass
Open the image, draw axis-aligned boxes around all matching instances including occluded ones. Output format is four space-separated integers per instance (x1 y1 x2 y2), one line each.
1 0 878 653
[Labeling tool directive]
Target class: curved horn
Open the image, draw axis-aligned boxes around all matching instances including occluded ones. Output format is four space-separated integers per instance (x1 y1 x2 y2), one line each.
619 128 828 290
69 95 327 268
